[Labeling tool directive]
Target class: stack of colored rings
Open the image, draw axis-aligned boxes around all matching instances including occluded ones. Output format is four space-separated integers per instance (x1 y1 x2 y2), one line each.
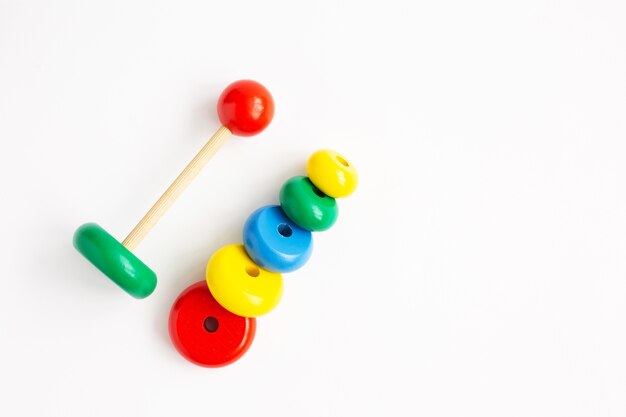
168 149 358 367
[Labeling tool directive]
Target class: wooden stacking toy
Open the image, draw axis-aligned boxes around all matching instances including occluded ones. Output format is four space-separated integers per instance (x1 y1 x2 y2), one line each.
73 80 275 298
169 149 358 367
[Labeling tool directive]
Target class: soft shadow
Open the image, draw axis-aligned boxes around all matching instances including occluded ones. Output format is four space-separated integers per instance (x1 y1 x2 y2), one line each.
154 218 242 347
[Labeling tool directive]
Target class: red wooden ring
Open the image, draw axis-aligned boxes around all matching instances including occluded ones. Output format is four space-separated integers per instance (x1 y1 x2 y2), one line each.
169 281 256 367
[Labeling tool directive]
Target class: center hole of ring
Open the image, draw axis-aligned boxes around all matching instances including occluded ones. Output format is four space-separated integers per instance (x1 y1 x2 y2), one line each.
277 223 293 237
311 184 326 198
336 155 349 167
246 265 260 277
203 316 219 333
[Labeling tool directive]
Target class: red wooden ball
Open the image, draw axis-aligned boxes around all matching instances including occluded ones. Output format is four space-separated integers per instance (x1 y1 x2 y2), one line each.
169 281 256 367
217 80 274 136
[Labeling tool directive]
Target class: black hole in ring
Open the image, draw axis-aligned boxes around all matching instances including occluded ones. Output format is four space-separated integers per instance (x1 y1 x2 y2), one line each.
246 265 260 277
203 316 219 333
278 223 293 237
336 155 349 167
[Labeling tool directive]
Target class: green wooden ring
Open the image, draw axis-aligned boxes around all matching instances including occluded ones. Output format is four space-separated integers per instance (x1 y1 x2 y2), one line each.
279 176 338 231
73 223 157 299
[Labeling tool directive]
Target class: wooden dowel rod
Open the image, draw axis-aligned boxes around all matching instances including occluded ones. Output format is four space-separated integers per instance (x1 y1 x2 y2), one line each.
122 126 232 251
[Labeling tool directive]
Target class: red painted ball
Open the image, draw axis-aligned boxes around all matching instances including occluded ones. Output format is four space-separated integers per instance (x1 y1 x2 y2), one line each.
217 80 274 136
169 281 256 367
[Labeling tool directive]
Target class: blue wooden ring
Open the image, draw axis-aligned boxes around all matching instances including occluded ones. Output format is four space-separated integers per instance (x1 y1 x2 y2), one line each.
243 205 313 273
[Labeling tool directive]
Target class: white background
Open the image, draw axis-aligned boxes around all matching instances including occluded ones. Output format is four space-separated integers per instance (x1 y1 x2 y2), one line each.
1 1 625 416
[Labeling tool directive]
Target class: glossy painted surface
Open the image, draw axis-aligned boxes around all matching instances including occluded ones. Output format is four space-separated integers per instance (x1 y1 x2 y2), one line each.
73 223 157 299
243 205 313 273
169 281 256 367
217 80 274 136
206 244 283 317
279 176 338 231
306 149 358 198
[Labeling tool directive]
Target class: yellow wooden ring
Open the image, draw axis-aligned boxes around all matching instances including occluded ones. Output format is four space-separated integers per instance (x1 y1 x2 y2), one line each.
306 149 358 198
206 244 283 318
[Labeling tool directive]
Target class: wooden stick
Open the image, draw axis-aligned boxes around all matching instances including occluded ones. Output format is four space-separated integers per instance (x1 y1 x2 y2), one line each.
122 126 232 251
